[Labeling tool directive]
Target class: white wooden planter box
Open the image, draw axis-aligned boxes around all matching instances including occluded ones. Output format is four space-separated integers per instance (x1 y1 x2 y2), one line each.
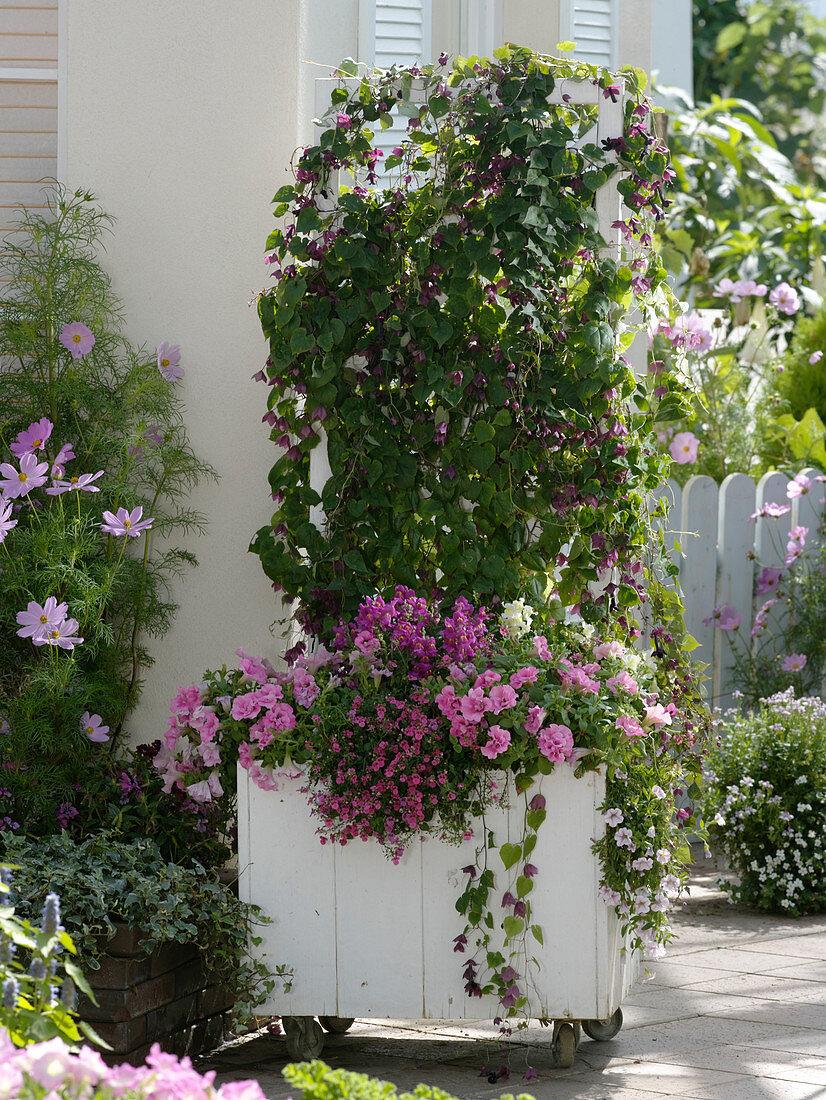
238 763 640 1027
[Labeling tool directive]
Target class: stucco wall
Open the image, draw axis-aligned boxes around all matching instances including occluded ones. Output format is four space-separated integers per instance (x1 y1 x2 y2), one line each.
64 0 313 745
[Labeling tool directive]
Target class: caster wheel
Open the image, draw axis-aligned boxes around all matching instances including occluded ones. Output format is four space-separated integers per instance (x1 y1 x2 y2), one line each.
582 1007 623 1041
551 1020 580 1068
282 1016 325 1060
319 1016 355 1034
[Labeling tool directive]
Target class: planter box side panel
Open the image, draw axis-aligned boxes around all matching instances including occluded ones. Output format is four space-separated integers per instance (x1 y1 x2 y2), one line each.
239 765 639 1020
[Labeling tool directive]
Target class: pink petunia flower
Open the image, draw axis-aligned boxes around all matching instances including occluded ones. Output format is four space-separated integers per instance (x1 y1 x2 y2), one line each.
16 596 67 640
669 431 699 465
0 499 17 543
781 653 807 672
81 711 110 742
100 506 154 538
616 714 646 739
46 469 104 495
0 452 50 499
480 724 511 759
487 683 517 714
643 703 672 728
59 321 95 359
523 705 546 734
157 341 184 382
537 723 573 763
10 417 53 457
769 282 800 316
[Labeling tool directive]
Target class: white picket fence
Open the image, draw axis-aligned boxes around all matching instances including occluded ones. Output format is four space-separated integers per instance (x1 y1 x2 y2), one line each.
655 468 824 710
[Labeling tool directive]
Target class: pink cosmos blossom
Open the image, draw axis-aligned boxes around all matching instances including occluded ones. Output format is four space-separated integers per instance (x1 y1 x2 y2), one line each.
37 617 83 649
10 417 53 457
787 473 812 499
100 505 154 537
810 351 823 364
487 683 517 714
480 724 511 759
732 279 766 299
749 501 790 520
81 711 110 742
46 469 104 495
0 452 50 499
669 431 699 465
703 604 742 631
712 277 737 300
670 311 713 352
59 321 95 358
16 596 67 640
157 341 183 382
524 705 546 734
50 442 75 479
537 723 573 763
781 653 807 672
0 499 17 543
616 714 645 739
644 703 672 728
755 566 783 595
769 282 800 315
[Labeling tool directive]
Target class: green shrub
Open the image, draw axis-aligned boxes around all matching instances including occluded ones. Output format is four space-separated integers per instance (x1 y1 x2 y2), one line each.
702 690 826 914
283 1059 538 1100
1 831 279 1025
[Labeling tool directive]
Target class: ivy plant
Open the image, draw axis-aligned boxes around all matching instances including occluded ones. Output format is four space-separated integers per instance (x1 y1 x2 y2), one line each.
252 46 691 643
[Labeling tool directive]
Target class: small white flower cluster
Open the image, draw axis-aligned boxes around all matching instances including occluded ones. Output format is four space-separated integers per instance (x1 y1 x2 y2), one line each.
499 598 535 639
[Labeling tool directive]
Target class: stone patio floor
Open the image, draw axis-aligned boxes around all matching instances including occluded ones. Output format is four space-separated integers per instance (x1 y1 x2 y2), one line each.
202 855 826 1099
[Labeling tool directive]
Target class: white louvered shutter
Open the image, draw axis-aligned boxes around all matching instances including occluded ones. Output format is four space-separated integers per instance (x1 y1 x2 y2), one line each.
0 3 58 248
567 0 616 69
361 0 432 185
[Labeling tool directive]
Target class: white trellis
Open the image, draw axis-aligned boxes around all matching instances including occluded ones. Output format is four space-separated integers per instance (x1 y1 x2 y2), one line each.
656 468 824 711
240 76 642 1062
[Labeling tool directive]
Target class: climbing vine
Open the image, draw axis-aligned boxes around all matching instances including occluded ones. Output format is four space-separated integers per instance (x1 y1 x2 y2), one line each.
253 46 691 643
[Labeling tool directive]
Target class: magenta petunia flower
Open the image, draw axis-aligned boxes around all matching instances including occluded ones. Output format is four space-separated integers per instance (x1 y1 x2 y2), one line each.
0 499 17 543
16 596 67 640
100 505 154 538
669 431 699 465
81 711 110 742
10 417 53 457
59 322 95 359
37 617 83 649
46 469 104 496
157 341 183 382
0 453 50 499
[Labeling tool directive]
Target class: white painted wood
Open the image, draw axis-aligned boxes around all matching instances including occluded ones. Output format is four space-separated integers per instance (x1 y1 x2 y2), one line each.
792 466 825 543
594 83 624 260
715 473 756 712
679 476 718 674
239 765 639 1020
754 470 793 648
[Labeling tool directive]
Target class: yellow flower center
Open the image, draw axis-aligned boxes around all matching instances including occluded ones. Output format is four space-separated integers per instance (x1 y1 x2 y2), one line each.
124 519 132 528
161 358 170 367
33 439 42 448
85 725 94 735
72 333 81 343
70 476 79 485
18 472 27 482
49 628 58 639
39 614 48 623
